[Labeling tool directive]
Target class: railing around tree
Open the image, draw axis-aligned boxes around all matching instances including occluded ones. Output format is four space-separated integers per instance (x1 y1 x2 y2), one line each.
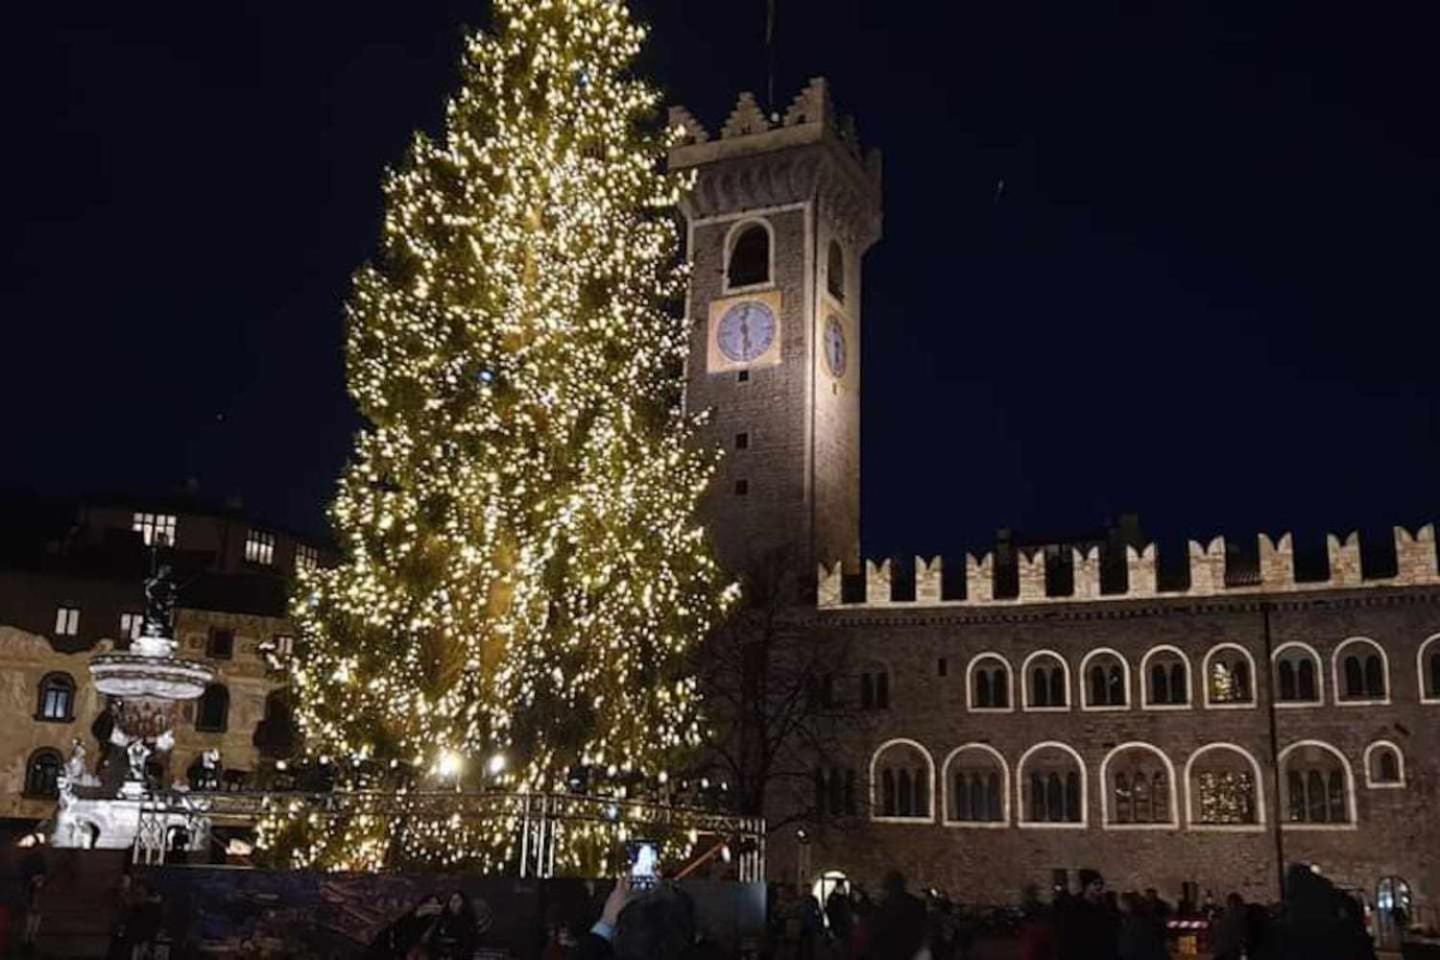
133 789 766 881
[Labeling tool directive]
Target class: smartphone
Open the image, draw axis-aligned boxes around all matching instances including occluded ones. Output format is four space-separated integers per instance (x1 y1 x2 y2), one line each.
627 840 660 889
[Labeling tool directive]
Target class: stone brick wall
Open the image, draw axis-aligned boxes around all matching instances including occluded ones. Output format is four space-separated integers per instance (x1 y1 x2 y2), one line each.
770 588 1440 926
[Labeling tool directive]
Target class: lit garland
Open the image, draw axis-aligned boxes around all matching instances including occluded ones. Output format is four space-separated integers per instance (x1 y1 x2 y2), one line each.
258 0 736 872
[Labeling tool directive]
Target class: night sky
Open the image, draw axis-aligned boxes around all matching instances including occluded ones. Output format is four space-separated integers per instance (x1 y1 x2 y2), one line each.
5 1 1437 561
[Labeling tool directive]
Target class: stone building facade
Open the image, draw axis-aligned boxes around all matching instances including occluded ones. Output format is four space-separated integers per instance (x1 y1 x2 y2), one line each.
0 494 311 837
671 81 1439 926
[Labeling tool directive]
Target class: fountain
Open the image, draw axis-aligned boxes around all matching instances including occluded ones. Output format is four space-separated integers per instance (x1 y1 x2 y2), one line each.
51 558 217 854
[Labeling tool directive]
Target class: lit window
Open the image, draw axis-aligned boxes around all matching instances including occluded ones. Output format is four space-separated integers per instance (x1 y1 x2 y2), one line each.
295 543 320 573
245 529 276 565
131 512 178 546
54 606 80 637
120 612 145 641
37 673 76 722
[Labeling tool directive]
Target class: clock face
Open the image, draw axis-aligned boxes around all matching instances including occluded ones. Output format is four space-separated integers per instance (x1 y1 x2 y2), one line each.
716 300 777 364
824 315 847 378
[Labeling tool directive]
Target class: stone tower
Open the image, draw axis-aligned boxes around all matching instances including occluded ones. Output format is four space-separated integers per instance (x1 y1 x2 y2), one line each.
669 79 883 585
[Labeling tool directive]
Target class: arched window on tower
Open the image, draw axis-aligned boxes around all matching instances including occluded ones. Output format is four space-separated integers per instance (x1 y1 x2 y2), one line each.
1142 647 1190 708
826 240 845 302
727 223 771 288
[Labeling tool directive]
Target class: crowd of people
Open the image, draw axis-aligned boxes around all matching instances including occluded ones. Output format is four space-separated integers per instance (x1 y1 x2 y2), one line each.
759 864 1386 960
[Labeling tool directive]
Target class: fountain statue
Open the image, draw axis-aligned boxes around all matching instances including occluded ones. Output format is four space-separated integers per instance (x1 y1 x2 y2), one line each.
52 556 218 853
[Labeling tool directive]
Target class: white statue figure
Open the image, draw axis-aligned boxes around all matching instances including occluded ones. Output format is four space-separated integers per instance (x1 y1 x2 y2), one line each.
65 739 87 781
199 748 222 790
126 738 151 782
155 730 175 753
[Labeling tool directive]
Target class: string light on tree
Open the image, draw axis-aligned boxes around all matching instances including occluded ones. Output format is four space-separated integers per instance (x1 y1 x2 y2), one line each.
258 0 735 873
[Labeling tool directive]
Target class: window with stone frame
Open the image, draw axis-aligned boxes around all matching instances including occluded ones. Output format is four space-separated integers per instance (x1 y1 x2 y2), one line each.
1281 744 1350 824
1020 745 1084 824
1026 653 1068 708
969 655 1012 710
1143 648 1190 706
945 748 1005 824
24 748 63 798
1206 647 1254 704
1274 645 1321 703
1366 742 1403 786
873 741 931 820
1336 639 1387 702
37 672 76 722
1084 652 1128 708
1427 641 1440 700
1190 746 1259 826
1106 746 1173 825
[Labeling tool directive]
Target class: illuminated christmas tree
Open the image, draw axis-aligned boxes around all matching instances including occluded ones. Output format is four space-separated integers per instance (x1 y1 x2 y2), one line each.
260 0 734 871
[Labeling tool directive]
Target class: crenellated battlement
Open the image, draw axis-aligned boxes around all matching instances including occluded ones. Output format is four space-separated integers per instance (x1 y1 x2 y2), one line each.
667 79 883 246
818 525 1440 608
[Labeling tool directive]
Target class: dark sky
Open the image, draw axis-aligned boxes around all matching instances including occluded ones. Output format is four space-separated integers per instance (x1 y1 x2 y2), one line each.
5 1 1438 560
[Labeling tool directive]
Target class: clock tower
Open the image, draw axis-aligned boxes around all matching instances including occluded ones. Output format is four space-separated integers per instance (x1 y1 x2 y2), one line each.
669 79 882 586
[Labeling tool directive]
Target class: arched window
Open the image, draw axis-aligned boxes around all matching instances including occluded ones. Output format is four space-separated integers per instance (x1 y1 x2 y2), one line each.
1203 644 1256 707
1102 743 1177 827
196 683 230 733
1186 743 1263 829
1140 646 1191 708
1022 651 1070 710
1421 635 1440 704
1017 742 1086 827
1279 741 1353 826
1364 741 1405 789
1080 649 1129 709
36 672 77 722
942 745 1009 826
966 654 1012 711
826 240 845 302
726 222 771 288
24 748 63 798
870 739 934 821
1333 638 1388 703
1273 643 1323 705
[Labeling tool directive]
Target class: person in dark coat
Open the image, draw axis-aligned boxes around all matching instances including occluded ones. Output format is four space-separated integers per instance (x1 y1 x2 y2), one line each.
1058 869 1118 960
1117 893 1167 960
1278 864 1376 960
825 882 854 949
580 877 698 960
369 895 442 959
868 872 927 960
424 891 479 960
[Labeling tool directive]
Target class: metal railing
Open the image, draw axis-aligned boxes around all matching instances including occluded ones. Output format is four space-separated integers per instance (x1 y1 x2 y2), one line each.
134 788 766 881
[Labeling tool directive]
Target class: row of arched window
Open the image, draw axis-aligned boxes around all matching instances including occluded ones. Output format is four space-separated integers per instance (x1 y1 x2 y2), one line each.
869 736 1405 829
859 636 1440 713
